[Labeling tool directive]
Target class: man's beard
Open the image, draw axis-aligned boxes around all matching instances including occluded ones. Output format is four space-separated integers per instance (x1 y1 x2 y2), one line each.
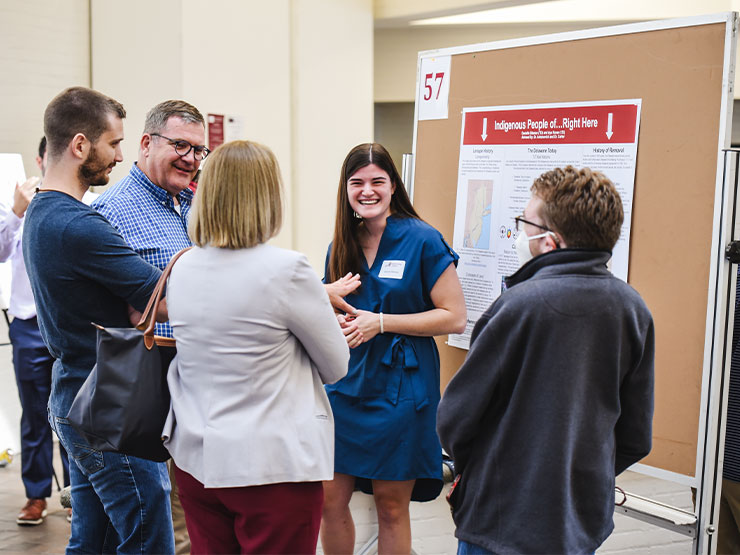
78 145 112 187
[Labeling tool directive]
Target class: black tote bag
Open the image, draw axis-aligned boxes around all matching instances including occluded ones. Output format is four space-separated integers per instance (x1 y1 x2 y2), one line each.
66 247 190 462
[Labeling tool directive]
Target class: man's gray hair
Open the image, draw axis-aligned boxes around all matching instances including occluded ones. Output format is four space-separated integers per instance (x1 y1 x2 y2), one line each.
144 100 204 134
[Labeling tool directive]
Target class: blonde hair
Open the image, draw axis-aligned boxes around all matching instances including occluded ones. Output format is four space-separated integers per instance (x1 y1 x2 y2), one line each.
189 140 283 248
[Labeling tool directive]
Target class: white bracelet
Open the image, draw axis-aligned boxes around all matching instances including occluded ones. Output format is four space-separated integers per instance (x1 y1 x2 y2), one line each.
379 312 384 335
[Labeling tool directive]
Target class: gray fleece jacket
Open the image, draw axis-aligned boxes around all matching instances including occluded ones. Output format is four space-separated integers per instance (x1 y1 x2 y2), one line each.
437 248 654 554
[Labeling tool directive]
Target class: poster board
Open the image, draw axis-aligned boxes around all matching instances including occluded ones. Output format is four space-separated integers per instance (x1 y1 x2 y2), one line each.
411 14 736 487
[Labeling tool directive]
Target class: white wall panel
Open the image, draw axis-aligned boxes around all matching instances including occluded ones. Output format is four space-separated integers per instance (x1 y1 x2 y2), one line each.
0 0 89 178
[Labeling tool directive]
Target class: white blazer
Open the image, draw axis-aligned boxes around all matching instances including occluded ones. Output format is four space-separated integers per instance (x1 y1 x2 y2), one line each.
162 244 349 488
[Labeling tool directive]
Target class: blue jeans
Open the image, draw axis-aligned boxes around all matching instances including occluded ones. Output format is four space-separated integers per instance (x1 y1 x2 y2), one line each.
457 539 495 554
458 539 594 555
50 413 174 554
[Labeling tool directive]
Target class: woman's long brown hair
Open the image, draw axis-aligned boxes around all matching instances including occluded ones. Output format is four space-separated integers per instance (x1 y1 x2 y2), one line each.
327 143 420 282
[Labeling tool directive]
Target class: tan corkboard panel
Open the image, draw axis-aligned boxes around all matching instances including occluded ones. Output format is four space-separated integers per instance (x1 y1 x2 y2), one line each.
416 23 728 479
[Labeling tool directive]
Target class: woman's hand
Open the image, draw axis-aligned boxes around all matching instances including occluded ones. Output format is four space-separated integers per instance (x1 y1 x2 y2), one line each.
350 310 382 344
337 313 364 348
363 265 467 338
324 273 361 314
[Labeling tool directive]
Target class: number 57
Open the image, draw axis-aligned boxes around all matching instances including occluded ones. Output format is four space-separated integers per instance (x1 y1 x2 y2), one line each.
423 72 445 101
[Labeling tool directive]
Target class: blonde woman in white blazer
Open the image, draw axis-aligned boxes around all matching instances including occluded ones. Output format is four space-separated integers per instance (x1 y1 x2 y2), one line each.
162 140 349 555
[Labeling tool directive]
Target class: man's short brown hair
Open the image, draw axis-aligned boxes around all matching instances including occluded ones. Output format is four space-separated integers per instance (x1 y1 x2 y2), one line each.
143 100 204 134
531 166 624 251
43 87 126 159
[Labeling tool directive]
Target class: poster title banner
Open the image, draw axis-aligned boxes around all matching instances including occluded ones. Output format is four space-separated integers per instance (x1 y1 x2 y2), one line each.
463 104 638 145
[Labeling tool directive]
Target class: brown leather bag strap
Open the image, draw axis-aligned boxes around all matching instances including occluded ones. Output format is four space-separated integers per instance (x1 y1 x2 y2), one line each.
137 247 192 350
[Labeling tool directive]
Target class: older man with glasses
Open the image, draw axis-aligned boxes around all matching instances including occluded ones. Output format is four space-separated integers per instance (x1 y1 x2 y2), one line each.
94 100 206 296
92 99 208 554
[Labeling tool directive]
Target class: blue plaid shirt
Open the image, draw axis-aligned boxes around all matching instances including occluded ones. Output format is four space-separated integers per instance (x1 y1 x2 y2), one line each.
93 163 193 337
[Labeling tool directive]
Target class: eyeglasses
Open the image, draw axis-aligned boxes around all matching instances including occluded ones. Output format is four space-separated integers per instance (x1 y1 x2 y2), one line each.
151 133 210 161
514 215 551 233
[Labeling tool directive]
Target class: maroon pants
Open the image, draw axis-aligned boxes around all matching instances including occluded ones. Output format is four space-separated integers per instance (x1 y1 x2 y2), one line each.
173 464 323 554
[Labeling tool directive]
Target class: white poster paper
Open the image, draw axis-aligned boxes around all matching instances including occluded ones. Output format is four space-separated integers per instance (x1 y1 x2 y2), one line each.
0 154 25 206
418 55 451 121
449 100 642 349
224 115 245 142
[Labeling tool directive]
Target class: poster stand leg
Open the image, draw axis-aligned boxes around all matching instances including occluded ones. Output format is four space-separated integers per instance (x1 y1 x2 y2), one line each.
692 148 740 554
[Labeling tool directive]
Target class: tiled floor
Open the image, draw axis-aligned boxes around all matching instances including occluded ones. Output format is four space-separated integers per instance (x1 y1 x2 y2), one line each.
0 323 69 554
0 446 69 554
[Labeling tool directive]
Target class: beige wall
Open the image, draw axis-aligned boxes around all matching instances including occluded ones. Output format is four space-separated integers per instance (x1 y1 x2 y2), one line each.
91 0 185 186
182 0 294 246
374 22 630 103
375 102 414 170
291 0 374 267
0 0 90 179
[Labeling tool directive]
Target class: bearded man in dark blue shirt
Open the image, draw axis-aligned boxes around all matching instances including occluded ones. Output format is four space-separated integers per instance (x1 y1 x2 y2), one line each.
23 86 174 554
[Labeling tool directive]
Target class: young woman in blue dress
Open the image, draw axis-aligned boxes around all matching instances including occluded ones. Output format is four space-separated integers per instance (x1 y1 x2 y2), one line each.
320 143 466 554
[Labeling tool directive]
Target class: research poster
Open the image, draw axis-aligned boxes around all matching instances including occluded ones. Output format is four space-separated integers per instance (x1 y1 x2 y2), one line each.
449 100 642 349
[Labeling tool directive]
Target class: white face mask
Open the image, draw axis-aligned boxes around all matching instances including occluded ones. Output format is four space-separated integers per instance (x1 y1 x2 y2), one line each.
515 229 555 267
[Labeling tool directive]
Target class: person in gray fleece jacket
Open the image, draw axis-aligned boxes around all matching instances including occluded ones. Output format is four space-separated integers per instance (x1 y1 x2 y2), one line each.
437 166 654 555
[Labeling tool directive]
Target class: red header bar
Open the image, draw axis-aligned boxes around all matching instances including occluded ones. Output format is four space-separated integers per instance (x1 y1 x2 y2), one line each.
463 104 638 145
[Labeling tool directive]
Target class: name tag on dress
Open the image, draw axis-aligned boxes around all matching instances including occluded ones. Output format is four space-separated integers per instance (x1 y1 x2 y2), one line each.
378 260 406 279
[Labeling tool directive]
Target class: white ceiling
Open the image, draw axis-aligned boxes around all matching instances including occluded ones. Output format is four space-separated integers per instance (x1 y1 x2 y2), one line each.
374 0 739 27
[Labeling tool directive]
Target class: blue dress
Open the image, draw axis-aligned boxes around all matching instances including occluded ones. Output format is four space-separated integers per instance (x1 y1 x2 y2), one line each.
325 216 459 501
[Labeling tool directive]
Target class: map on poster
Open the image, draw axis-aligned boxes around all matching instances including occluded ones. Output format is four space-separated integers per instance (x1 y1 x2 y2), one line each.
448 99 642 349
463 179 493 249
